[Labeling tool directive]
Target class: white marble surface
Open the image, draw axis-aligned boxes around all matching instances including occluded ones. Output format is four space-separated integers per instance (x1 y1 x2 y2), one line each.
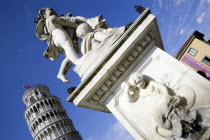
107 47 210 140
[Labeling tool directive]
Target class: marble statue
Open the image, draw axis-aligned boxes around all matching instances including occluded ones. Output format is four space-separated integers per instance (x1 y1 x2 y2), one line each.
35 8 115 83
75 15 115 55
35 8 82 83
135 5 145 14
122 72 210 139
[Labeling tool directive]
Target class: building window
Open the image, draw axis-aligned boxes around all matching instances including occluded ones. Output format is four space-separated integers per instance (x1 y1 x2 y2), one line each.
35 91 39 95
30 97 35 103
188 48 198 56
202 56 210 66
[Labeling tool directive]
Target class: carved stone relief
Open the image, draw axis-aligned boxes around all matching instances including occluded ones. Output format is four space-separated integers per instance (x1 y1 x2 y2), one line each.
118 72 210 139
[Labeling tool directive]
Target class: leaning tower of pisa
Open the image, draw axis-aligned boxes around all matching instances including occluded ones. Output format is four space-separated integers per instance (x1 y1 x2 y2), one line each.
22 85 82 140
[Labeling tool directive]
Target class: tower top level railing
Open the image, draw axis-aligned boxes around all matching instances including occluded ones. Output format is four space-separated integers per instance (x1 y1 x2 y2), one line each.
22 85 50 106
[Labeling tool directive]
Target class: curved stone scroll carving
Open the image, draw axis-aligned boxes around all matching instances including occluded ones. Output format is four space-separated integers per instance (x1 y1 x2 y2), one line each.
121 72 210 139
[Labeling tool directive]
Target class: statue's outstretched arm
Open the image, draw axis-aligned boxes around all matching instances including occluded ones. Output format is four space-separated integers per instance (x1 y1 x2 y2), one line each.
74 16 87 23
57 17 78 28
121 82 138 103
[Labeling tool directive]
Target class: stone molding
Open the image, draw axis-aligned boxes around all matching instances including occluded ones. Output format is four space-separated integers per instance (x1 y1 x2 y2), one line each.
89 32 153 103
67 9 164 113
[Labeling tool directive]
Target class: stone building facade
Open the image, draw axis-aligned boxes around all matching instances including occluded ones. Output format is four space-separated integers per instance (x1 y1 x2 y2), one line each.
176 31 210 78
22 85 82 140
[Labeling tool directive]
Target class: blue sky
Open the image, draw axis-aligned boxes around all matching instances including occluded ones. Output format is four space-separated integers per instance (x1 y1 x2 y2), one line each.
1 0 210 140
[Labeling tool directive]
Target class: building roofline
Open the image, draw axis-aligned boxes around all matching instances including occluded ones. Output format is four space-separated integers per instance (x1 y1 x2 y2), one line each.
176 31 204 60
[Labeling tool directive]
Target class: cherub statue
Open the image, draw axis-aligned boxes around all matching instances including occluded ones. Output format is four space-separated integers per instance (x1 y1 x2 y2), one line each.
35 8 115 83
76 22 115 55
35 8 85 83
121 72 171 104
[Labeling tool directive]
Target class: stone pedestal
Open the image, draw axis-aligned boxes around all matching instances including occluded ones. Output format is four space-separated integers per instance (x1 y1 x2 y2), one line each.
67 9 210 140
